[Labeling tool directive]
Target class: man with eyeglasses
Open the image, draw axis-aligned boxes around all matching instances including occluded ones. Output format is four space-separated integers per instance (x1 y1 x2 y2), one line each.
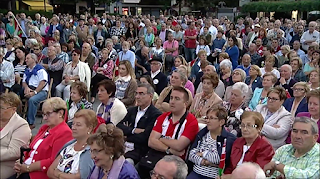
144 57 168 95
275 64 297 97
117 83 162 166
151 155 188 179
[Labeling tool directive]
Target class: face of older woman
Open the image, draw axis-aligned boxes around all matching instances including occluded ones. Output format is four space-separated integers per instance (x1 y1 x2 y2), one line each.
308 96 320 118
90 141 113 168
202 79 214 94
262 76 274 88
119 64 128 77
70 87 82 103
170 72 183 87
98 86 111 104
240 117 260 140
72 116 91 139
72 52 80 62
249 67 258 77
0 101 15 121
220 66 230 75
290 60 299 72
205 111 224 132
42 103 64 128
229 89 244 106
267 92 284 112
310 71 319 84
232 71 242 83
292 85 306 98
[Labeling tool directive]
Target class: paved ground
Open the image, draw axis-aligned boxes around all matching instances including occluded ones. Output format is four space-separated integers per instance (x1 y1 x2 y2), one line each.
31 99 101 135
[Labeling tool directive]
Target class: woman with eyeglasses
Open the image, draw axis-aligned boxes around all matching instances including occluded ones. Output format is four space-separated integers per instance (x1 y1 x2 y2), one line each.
11 97 73 179
188 105 236 179
115 60 138 107
245 65 262 92
220 111 274 179
283 82 309 117
56 49 91 101
254 86 292 150
249 72 277 111
47 109 97 179
87 124 140 179
223 82 249 137
0 92 31 179
91 48 115 103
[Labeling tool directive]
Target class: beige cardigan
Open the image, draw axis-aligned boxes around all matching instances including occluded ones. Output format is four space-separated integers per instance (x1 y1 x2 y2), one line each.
0 113 31 179
190 92 223 119
155 86 193 113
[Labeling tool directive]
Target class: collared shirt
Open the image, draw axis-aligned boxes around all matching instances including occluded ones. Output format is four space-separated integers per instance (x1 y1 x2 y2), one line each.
0 60 15 88
151 69 161 79
57 52 70 64
134 105 150 128
159 30 166 43
22 67 49 91
270 143 320 179
300 30 320 51
118 50 135 68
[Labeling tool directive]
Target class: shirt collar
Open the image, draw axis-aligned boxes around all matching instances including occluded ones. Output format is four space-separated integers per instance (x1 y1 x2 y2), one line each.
286 77 292 84
151 69 161 77
138 105 150 112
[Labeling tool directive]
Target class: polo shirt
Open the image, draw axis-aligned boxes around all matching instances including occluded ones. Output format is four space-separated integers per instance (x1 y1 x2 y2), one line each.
22 68 49 91
184 29 197 49
163 40 179 57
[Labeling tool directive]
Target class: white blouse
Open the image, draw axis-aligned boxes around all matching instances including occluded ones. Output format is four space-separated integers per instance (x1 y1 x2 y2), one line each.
57 142 84 174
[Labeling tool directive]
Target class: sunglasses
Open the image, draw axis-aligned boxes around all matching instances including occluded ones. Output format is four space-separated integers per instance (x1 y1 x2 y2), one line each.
34 48 40 50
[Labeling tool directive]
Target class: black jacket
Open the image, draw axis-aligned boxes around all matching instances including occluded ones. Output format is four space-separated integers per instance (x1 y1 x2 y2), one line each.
145 71 168 95
117 104 162 163
275 78 297 97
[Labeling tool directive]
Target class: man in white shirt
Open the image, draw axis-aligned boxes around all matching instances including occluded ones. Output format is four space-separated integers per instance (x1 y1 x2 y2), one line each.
22 53 49 128
200 19 217 41
267 20 285 40
0 49 15 89
300 21 320 51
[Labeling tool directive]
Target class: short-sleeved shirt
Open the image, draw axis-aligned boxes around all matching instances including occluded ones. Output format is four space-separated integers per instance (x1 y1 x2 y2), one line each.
163 40 179 57
184 29 197 49
23 68 49 91
153 112 199 159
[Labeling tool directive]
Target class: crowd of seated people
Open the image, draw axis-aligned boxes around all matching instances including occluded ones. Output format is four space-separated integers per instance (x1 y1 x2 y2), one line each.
0 11 319 179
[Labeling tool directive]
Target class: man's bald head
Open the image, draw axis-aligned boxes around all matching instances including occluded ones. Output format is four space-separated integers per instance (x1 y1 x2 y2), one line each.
231 162 266 179
204 65 216 75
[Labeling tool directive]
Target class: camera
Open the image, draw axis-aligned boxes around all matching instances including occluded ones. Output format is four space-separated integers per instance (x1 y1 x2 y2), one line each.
9 16 13 19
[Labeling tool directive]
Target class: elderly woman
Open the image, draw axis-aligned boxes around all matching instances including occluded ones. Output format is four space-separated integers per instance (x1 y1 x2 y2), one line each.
91 48 115 103
190 73 223 129
290 57 307 82
304 50 319 75
178 65 194 97
65 81 93 127
87 124 140 179
155 69 193 113
47 109 97 179
221 111 275 178
249 72 277 110
224 68 251 107
223 82 250 137
12 97 73 179
260 55 280 78
308 69 319 90
188 105 236 179
255 86 292 150
283 82 309 117
56 49 91 101
96 79 127 125
277 45 290 66
115 60 138 107
0 93 31 179
297 89 320 142
245 65 262 92
220 59 233 88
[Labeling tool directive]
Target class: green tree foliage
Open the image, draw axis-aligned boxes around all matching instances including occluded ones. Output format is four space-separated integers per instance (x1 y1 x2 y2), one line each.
241 0 320 13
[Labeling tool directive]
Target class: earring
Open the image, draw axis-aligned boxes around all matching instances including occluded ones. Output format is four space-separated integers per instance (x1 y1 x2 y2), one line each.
87 132 90 135
110 155 114 160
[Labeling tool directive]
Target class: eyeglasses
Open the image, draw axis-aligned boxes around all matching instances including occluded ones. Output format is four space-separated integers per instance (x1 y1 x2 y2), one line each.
203 116 219 120
150 170 165 179
292 88 305 92
233 72 241 76
135 92 148 96
42 111 56 118
90 149 104 156
267 97 280 102
239 124 257 130
72 53 78 56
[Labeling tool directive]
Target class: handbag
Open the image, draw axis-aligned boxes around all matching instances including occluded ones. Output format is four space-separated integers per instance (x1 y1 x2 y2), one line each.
139 111 188 170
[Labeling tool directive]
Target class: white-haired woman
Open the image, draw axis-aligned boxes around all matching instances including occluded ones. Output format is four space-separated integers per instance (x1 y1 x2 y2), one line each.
220 59 233 88
224 68 252 107
223 82 249 137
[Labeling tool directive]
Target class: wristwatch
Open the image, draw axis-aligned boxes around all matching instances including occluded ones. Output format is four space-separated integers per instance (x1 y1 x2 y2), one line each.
33 90 37 95
275 161 280 165
166 147 171 154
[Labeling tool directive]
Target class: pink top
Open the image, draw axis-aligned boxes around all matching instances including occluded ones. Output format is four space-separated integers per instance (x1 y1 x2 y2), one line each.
163 40 179 57
185 80 195 97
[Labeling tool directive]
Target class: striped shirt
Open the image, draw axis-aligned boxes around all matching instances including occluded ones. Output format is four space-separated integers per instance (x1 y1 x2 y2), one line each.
271 143 320 179
14 63 27 77
188 132 220 178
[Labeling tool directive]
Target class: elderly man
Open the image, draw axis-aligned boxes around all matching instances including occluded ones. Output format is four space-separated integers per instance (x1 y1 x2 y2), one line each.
118 41 135 68
264 117 320 179
300 21 320 51
22 53 49 128
80 42 96 70
75 18 89 45
117 83 162 165
54 42 69 64
275 64 297 97
41 46 64 96
231 162 266 179
246 24 260 47
246 43 261 65
196 65 225 98
151 155 188 179
237 54 252 76
267 20 285 40
135 46 150 75
144 57 168 95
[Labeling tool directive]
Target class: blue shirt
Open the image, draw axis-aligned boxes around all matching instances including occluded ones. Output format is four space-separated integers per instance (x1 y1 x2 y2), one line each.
118 50 136 68
225 45 239 69
212 38 226 51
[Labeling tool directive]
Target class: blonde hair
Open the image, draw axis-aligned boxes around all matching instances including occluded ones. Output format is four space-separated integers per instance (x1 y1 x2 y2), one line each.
43 97 67 112
74 109 98 131
119 60 136 79
250 65 262 76
197 50 207 58
293 82 310 93
0 92 22 108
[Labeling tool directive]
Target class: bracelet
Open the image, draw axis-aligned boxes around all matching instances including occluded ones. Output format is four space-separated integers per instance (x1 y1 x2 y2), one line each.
26 164 30 172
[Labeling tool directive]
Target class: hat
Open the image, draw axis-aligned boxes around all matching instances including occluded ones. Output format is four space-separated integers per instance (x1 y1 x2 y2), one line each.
254 24 261 28
149 56 162 63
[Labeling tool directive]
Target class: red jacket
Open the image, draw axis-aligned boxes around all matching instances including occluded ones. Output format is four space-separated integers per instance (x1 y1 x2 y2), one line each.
25 122 73 179
224 136 275 174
